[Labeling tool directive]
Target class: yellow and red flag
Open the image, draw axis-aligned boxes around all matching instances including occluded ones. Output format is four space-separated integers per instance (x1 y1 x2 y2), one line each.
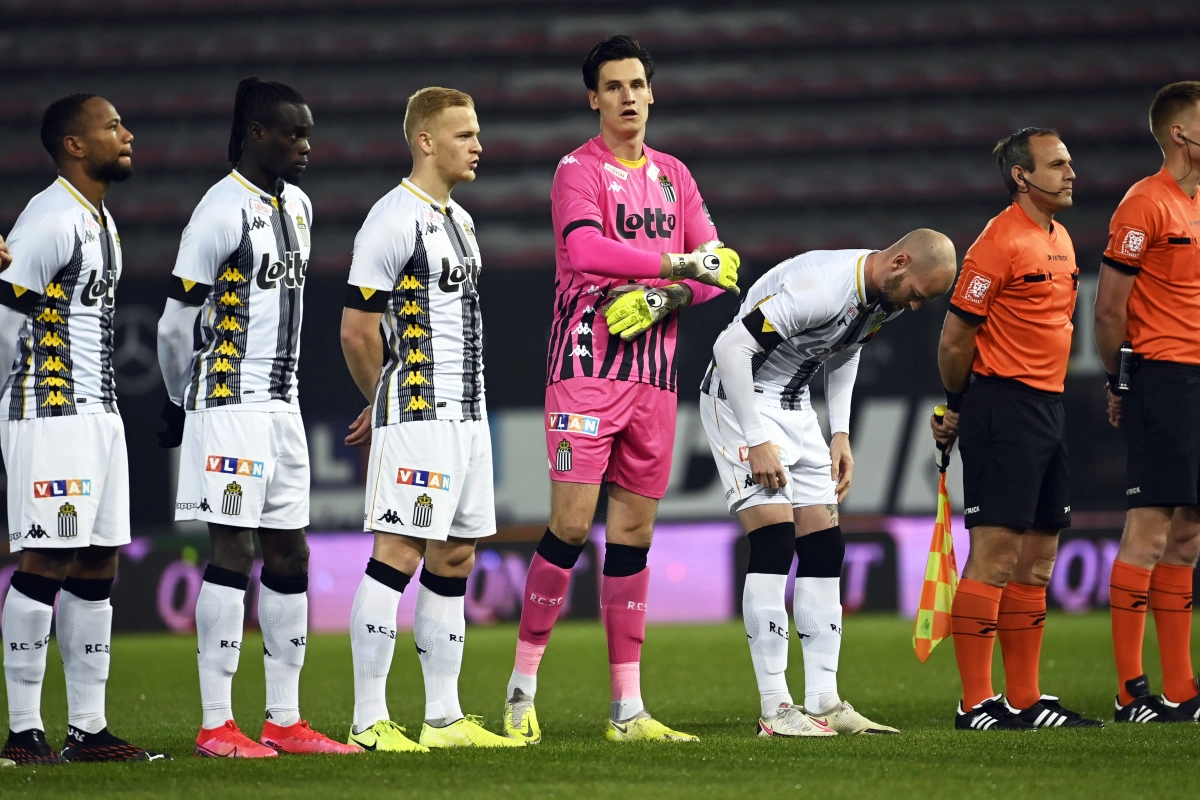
914 408 959 662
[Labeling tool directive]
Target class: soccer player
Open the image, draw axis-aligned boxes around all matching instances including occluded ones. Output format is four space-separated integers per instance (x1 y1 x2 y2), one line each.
932 128 1102 730
1093 81 1200 723
0 94 167 764
156 78 358 757
501 36 740 744
340 87 521 751
704 231 954 737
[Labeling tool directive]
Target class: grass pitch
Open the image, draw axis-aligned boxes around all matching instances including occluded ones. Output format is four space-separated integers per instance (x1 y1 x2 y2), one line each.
1 613 1197 799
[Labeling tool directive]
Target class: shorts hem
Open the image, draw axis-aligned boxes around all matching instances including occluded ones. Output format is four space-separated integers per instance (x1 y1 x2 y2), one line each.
964 516 1070 532
175 512 262 528
608 478 668 501
1127 497 1197 510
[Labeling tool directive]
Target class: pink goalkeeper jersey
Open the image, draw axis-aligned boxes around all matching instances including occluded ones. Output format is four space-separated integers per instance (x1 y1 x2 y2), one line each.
547 136 719 392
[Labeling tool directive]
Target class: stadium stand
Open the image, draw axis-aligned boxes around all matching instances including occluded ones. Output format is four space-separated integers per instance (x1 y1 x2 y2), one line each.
0 0 1194 275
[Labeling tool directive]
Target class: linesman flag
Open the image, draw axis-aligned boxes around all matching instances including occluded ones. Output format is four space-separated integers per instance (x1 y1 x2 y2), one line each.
914 404 959 663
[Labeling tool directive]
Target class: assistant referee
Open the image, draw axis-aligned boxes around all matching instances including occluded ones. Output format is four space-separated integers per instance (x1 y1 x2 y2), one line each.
932 128 1101 731
1093 81 1200 724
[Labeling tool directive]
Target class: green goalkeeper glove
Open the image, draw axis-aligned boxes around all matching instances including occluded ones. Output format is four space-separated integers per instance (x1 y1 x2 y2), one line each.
602 283 689 341
666 240 741 295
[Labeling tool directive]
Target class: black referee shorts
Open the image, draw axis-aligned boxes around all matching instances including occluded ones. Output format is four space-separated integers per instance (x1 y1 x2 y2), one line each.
1125 361 1200 509
959 376 1070 531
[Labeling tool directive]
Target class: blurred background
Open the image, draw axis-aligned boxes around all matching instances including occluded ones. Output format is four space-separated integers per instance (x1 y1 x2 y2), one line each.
0 0 1196 629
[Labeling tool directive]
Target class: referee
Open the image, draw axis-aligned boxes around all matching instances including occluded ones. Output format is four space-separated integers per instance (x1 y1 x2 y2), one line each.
932 128 1101 730
1093 81 1200 724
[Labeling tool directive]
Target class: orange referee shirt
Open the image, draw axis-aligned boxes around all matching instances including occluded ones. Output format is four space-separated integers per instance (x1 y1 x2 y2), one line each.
949 202 1078 393
1102 167 1200 365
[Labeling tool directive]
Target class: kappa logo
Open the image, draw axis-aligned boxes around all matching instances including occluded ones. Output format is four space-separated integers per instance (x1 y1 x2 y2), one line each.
33 479 91 499
560 155 580 166
960 270 993 304
547 412 600 436
573 322 592 335
1117 226 1147 259
396 468 452 491
425 221 439 235
221 482 243 516
206 455 265 479
25 523 49 540
175 499 212 512
569 344 591 358
606 181 624 193
250 217 268 231
744 474 756 489
555 439 573 472
379 509 403 525
84 230 96 244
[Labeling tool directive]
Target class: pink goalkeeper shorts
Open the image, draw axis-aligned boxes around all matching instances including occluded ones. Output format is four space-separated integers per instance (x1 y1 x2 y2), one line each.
544 377 678 499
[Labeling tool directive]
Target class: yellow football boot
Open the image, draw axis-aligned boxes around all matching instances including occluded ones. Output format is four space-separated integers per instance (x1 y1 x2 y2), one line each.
503 690 542 744
419 715 526 749
605 711 698 742
347 720 429 753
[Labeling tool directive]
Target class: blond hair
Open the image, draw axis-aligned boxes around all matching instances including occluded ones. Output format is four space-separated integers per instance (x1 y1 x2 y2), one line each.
403 87 474 149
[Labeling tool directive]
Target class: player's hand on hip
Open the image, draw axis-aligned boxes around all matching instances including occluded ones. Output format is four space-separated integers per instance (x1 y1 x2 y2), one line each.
830 432 854 503
0 234 11 270
1106 387 1123 429
346 405 372 447
748 442 787 490
602 284 677 341
666 240 741 295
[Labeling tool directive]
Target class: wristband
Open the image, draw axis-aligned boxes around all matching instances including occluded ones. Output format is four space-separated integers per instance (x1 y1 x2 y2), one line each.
1106 373 1125 395
944 388 965 413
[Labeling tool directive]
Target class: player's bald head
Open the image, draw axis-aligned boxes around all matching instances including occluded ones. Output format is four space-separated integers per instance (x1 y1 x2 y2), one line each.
891 229 957 295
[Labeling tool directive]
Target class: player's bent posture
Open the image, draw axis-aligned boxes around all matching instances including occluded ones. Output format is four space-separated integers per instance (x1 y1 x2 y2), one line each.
0 95 167 764
502 36 739 744
1094 82 1200 723
933 129 1102 730
157 79 358 757
705 232 954 737
341 88 520 752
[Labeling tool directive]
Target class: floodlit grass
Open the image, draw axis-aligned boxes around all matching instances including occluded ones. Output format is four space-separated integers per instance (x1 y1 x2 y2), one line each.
2 614 1197 798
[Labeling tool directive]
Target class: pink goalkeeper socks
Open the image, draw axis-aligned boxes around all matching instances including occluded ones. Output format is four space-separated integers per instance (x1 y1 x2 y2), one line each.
601 569 650 716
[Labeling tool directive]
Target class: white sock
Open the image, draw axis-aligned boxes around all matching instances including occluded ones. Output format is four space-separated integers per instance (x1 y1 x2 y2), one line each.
195 580 246 729
743 573 793 718
259 582 307 728
57 589 112 734
507 669 536 701
414 580 465 725
794 576 843 714
2 586 54 733
350 574 401 733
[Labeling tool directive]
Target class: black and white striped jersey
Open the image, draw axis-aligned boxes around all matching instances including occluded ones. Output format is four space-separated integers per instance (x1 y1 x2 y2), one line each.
701 249 901 410
171 171 311 411
0 177 121 420
346 179 484 427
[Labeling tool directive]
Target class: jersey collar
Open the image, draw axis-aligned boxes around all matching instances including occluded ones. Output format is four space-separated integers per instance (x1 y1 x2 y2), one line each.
1009 201 1058 240
230 170 280 207
55 176 102 220
401 178 448 213
1156 166 1200 204
855 252 869 305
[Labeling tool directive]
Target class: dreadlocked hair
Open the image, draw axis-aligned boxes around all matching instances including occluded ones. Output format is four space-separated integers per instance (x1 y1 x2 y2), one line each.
227 77 305 168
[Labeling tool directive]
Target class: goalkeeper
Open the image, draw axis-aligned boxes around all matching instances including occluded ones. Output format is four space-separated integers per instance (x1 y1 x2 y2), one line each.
501 35 738 745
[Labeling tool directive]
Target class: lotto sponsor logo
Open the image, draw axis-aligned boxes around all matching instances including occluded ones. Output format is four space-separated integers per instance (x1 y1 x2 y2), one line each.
33 479 91 499
547 412 600 436
959 270 993 305
1117 226 1147 259
396 468 451 491
206 455 266 479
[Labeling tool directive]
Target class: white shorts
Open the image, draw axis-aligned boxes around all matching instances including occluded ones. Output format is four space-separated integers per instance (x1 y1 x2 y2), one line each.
364 418 496 541
175 408 310 529
2 413 131 552
700 393 837 514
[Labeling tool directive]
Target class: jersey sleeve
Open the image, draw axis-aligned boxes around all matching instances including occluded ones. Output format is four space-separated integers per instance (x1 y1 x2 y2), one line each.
346 207 414 312
748 283 839 345
1102 194 1159 274
172 201 242 286
678 167 719 251
553 157 603 242
0 208 75 296
950 236 1012 322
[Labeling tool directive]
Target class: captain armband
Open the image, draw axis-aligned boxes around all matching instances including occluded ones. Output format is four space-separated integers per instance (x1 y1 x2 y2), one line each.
345 283 389 312
0 281 39 315
742 307 784 352
167 275 212 306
